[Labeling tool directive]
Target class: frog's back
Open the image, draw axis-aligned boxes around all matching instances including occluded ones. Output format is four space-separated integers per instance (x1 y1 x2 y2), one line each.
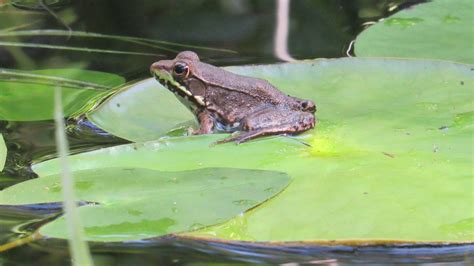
193 61 289 104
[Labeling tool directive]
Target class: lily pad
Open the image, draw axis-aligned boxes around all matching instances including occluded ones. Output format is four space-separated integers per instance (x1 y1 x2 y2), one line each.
0 134 5 171
32 58 474 243
355 0 474 64
0 69 124 121
87 78 193 142
0 167 290 242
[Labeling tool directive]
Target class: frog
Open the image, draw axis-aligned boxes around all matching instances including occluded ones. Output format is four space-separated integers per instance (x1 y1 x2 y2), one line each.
150 51 316 144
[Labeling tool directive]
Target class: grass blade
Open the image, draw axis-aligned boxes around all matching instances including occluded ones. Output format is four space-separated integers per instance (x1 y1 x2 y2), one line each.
0 41 162 57
0 68 112 90
0 30 238 53
54 87 93 266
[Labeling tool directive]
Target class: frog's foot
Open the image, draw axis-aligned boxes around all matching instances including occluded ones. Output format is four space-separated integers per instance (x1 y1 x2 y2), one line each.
214 124 307 145
213 132 249 145
214 132 264 145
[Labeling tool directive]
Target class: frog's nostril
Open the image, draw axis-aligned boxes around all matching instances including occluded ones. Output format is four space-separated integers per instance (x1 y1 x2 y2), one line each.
150 62 165 77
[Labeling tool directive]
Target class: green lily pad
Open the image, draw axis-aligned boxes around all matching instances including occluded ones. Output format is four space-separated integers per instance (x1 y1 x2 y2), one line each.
0 69 124 121
0 167 290 242
87 78 193 142
32 58 474 244
355 0 474 64
0 134 5 171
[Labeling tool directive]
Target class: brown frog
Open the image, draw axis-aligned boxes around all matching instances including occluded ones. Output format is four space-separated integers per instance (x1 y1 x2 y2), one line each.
150 51 316 144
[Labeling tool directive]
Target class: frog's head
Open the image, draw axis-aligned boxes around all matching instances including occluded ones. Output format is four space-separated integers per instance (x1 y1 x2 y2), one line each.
150 51 205 109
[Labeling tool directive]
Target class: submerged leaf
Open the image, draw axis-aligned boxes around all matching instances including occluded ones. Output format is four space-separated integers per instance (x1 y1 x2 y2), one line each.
0 69 124 121
355 0 474 64
32 58 474 244
0 167 290 242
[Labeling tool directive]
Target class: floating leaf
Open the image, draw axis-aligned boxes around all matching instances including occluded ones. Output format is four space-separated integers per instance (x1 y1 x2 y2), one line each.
33 58 474 243
87 78 193 142
0 167 290 242
355 0 474 64
0 69 124 121
0 134 5 171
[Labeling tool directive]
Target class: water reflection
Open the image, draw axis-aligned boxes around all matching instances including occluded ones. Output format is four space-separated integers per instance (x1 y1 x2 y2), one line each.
2 234 473 265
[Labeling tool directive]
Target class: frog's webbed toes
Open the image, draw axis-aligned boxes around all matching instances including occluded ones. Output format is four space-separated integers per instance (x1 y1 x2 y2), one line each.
213 132 244 145
187 127 196 135
190 126 213 135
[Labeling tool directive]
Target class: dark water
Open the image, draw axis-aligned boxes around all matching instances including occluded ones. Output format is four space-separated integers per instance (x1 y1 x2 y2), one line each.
1 0 473 264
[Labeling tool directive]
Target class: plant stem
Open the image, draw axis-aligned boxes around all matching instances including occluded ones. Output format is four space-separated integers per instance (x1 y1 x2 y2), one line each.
54 87 93 266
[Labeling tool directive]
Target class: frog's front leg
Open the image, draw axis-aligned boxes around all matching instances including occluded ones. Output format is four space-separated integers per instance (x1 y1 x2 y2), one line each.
216 108 315 144
192 110 215 134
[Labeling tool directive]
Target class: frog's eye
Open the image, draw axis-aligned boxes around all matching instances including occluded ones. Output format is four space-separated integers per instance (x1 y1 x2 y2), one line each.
173 63 190 77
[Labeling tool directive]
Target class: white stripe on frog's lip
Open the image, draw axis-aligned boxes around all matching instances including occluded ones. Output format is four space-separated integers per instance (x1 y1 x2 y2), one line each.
194 95 205 106
152 70 205 106
152 70 192 96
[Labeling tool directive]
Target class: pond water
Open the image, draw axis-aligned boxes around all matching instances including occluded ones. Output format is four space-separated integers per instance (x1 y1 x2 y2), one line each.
1 0 472 264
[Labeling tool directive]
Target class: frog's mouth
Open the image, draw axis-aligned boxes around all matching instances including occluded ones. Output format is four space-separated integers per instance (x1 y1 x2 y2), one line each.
152 70 189 95
151 70 205 108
